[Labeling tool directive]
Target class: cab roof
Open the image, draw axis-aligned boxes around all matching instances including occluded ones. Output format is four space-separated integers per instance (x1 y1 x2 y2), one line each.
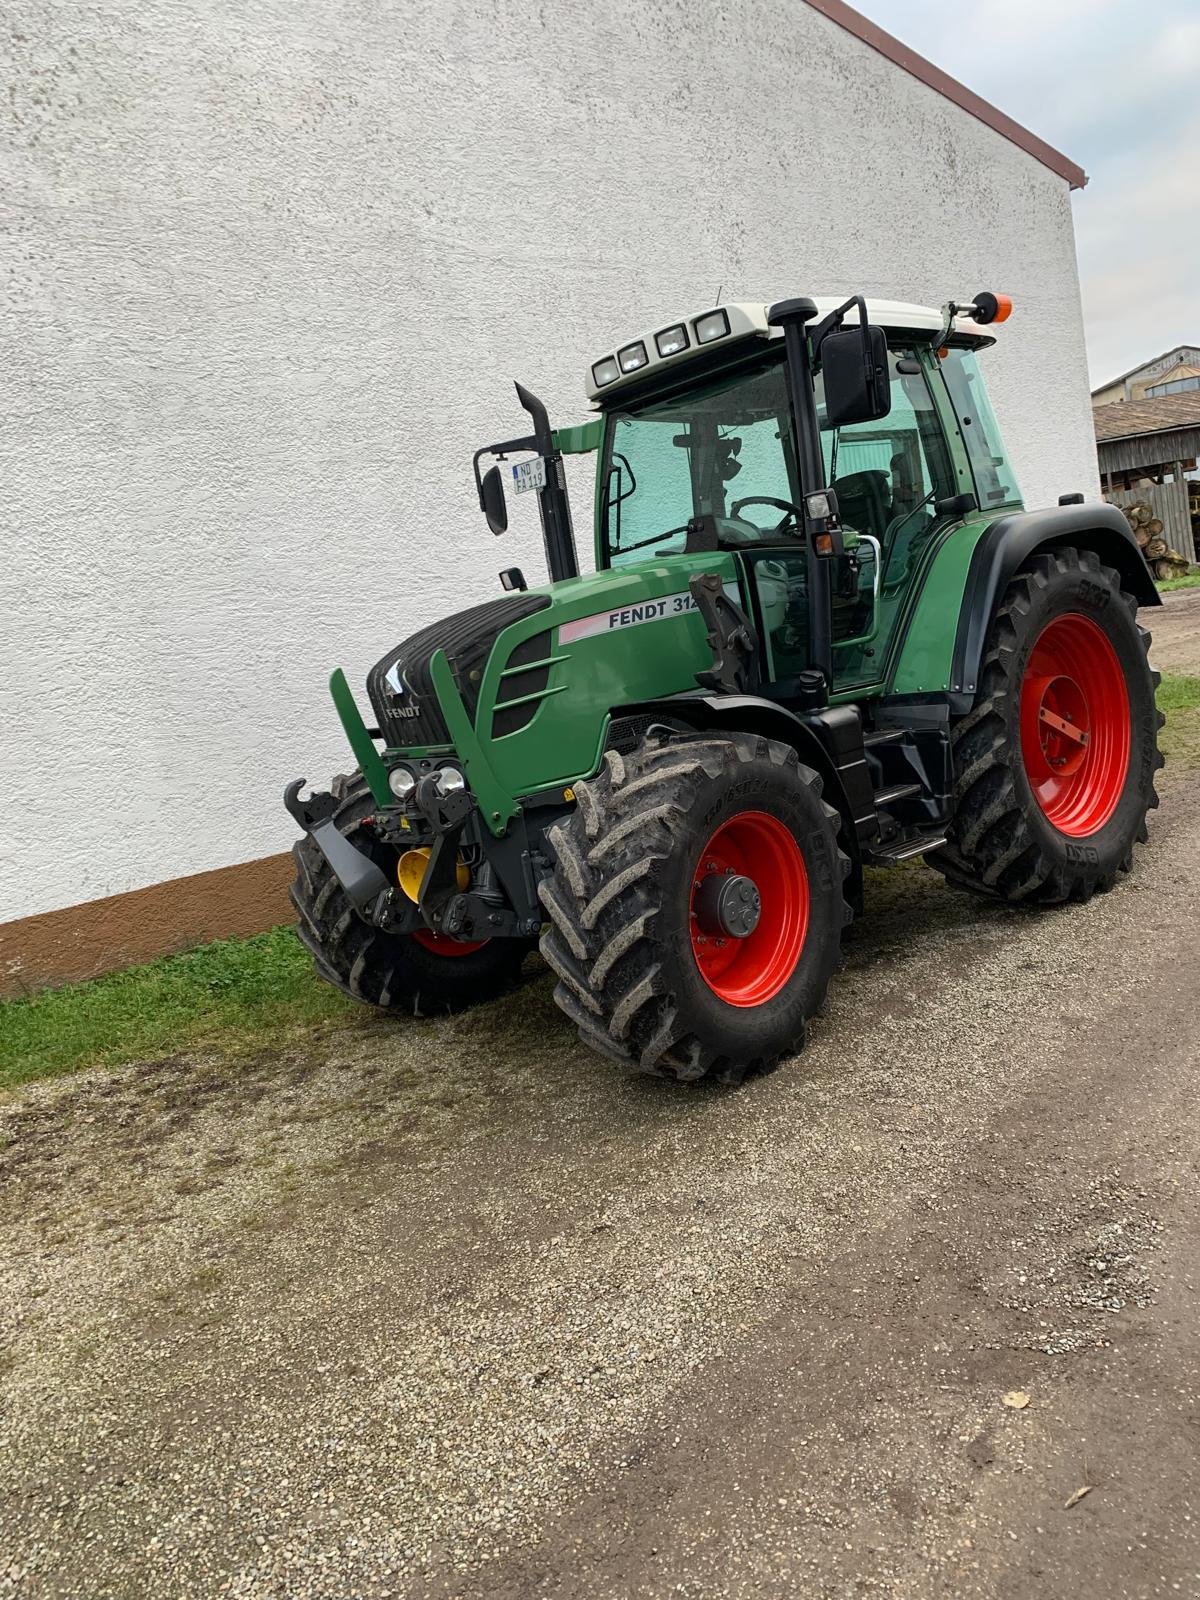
585 297 995 404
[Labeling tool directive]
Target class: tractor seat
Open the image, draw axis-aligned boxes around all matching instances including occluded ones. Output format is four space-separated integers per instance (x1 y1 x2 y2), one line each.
833 469 892 545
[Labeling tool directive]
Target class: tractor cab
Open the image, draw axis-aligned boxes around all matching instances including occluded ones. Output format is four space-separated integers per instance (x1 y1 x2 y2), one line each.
584 296 1019 703
475 294 1019 711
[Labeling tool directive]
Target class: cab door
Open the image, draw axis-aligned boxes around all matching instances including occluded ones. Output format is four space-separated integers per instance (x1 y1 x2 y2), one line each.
818 346 959 692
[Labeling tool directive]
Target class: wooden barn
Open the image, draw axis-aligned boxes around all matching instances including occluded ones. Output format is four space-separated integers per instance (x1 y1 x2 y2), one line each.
1095 393 1200 566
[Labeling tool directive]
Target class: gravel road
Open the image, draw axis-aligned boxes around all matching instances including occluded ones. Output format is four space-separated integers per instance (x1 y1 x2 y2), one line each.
1146 585 1200 676
2 593 1198 1600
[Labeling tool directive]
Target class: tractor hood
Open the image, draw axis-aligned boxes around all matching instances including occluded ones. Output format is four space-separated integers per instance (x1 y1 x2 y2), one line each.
365 556 739 760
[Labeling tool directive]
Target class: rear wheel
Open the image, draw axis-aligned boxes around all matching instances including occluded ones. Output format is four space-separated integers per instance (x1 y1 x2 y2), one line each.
934 547 1163 903
290 773 529 1014
538 731 850 1084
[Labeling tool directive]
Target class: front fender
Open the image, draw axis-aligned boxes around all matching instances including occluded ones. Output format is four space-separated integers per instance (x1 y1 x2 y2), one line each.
614 692 878 912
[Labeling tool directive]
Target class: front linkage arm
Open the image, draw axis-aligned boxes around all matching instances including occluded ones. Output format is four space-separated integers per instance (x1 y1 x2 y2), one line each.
284 780 390 917
413 774 474 937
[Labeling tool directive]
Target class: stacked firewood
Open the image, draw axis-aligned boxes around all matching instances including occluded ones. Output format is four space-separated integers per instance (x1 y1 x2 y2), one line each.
1119 500 1191 580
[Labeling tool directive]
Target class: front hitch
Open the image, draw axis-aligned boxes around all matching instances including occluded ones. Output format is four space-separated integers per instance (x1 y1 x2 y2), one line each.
283 779 390 916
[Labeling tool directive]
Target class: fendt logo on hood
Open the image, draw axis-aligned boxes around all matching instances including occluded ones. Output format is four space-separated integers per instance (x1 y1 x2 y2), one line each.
384 662 422 718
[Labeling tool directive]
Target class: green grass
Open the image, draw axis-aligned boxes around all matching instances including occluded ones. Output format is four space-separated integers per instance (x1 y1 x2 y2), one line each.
1158 672 1200 766
0 927 356 1092
5 672 1200 1096
1156 672 1200 714
1157 572 1200 593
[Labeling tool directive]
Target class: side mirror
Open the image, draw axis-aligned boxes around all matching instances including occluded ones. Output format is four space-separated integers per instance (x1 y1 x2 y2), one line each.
821 324 891 428
935 491 978 518
481 464 508 535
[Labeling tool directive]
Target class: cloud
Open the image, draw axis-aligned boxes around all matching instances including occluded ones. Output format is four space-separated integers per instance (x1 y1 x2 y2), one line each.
851 0 1200 385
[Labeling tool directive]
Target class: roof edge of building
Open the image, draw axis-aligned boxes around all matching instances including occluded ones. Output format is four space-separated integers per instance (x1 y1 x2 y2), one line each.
1092 344 1200 396
804 0 1087 191
1097 422 1200 448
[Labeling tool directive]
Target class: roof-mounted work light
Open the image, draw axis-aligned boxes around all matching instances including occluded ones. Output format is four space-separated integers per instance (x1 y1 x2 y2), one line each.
934 290 1014 348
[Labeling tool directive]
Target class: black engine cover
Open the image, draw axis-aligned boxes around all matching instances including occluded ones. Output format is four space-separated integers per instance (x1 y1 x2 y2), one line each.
367 591 550 747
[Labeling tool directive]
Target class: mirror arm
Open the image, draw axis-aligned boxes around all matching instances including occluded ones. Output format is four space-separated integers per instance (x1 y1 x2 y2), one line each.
810 294 868 359
472 435 539 509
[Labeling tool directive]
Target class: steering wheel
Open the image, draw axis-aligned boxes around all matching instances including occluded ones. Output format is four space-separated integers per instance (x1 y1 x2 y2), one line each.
730 495 804 536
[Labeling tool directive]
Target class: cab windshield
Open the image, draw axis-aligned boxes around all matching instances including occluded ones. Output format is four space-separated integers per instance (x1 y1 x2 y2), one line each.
600 357 801 567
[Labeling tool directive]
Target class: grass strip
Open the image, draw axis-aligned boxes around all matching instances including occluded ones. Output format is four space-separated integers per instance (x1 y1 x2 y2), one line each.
0 927 355 1092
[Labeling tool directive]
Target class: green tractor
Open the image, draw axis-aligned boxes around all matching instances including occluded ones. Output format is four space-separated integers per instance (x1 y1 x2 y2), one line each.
285 292 1163 1084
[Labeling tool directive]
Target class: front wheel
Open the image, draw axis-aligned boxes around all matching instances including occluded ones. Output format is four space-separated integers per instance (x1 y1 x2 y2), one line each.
934 546 1164 904
290 773 530 1015
538 732 851 1084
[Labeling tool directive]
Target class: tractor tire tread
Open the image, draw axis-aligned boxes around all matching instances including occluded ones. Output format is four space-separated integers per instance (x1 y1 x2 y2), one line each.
932 545 1160 906
540 730 850 1083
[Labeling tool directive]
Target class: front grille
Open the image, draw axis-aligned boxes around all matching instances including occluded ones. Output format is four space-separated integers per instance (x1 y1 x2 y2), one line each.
367 591 550 748
492 630 553 739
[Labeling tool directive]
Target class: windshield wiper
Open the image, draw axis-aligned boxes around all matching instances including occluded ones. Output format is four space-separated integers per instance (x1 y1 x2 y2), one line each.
613 525 688 556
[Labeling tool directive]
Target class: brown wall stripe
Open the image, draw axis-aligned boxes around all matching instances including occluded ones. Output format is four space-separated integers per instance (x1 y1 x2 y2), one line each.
1 854 295 1000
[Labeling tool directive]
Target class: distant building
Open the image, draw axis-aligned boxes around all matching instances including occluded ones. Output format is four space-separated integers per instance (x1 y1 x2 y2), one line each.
1094 393 1200 561
1092 346 1200 407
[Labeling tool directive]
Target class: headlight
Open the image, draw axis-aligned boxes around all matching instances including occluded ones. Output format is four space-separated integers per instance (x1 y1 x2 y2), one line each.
617 341 648 373
437 766 467 794
693 309 730 344
591 356 620 388
388 765 416 801
655 324 689 357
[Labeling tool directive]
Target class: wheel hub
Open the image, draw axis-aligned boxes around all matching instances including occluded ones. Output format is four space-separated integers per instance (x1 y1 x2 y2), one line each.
693 870 762 939
688 811 810 1007
1028 672 1090 776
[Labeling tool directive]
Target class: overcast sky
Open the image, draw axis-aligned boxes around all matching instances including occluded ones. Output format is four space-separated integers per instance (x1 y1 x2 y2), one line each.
851 0 1199 389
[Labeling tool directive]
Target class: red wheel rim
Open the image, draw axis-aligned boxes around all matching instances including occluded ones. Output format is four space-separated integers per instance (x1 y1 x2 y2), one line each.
689 810 809 1006
1019 612 1130 837
410 929 490 957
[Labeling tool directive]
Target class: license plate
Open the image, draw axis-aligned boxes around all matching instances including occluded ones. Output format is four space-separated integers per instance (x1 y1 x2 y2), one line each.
511 457 546 495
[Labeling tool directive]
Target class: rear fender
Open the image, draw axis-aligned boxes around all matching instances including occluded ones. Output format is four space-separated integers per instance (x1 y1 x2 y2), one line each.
951 503 1159 700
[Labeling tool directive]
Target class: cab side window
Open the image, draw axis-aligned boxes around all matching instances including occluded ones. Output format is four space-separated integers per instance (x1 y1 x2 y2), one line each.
816 346 956 589
938 348 1022 510
604 416 694 566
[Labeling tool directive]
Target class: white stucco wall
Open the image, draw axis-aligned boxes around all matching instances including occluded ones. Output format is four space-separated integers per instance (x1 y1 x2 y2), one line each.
0 0 1099 923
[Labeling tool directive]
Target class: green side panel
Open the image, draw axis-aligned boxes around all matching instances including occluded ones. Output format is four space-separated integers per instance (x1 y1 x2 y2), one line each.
428 650 518 837
472 551 742 803
887 515 993 696
553 419 603 456
329 668 391 808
